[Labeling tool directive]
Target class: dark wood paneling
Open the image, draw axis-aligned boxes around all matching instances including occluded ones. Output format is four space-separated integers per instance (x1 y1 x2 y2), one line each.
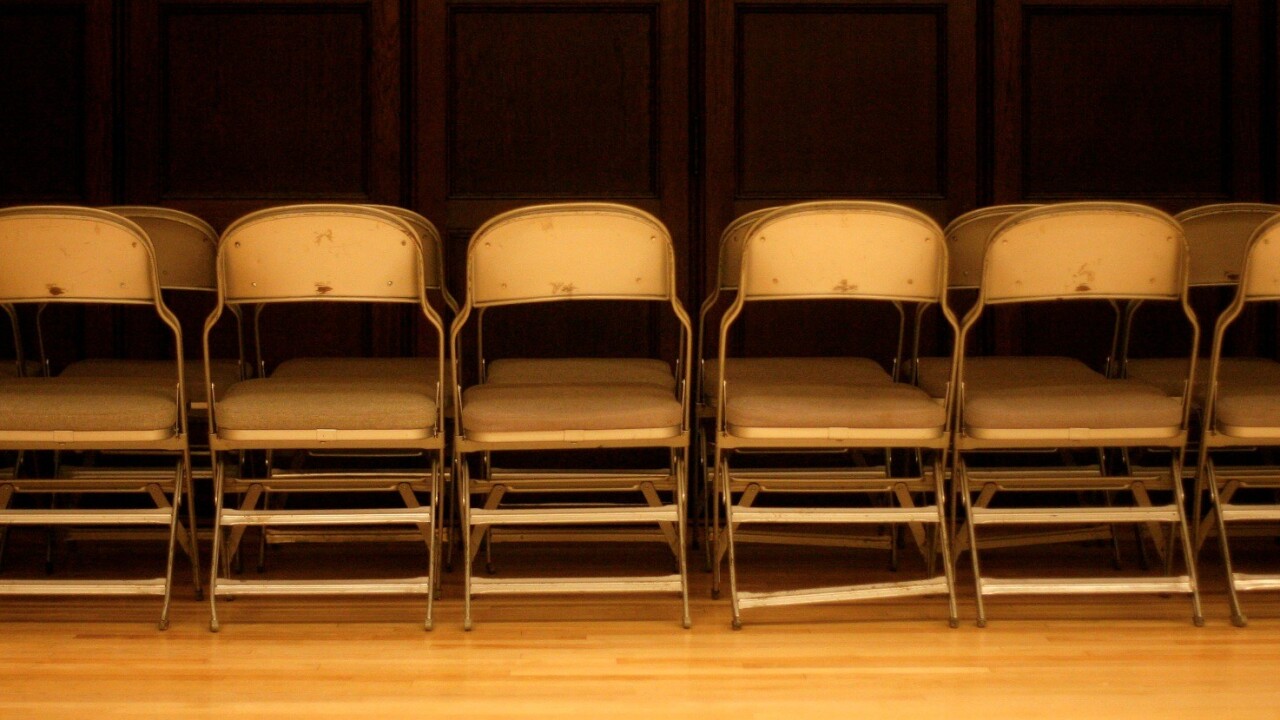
448 7 657 198
416 0 690 361
0 0 111 203
124 0 402 229
994 0 1262 209
704 0 977 358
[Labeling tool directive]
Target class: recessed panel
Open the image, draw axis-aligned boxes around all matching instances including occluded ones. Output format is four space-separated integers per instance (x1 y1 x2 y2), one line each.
1023 9 1228 197
161 7 368 197
0 8 85 199
448 8 656 196
736 8 943 196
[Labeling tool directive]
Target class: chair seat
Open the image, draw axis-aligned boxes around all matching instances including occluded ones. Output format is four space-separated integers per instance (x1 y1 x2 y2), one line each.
215 377 438 440
61 358 241 405
964 380 1182 440
0 377 178 440
486 358 675 390
1127 356 1280 403
461 382 683 442
725 381 946 440
1215 383 1280 438
917 355 1099 399
702 357 892 407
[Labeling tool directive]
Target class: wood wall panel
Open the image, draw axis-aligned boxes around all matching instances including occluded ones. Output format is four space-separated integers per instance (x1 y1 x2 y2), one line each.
994 0 1262 209
0 0 111 203
123 0 402 230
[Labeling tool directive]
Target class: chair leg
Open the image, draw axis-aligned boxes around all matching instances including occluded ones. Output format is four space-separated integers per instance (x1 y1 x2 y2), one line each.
157 461 184 631
710 451 722 598
182 448 203 601
1204 457 1246 626
208 454 226 633
461 461 473 632
722 454 742 630
956 452 986 627
676 451 691 629
1169 458 1204 627
423 458 441 631
934 456 959 628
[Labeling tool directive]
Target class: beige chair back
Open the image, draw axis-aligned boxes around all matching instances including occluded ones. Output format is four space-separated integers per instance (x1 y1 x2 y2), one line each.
466 203 676 307
981 203 1186 305
737 202 947 303
715 207 781 292
943 205 1040 290
1237 214 1280 302
103 206 218 291
218 205 426 305
0 206 161 305
1175 203 1280 287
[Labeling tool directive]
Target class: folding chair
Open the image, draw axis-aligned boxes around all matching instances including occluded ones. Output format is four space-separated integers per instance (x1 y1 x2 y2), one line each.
247 206 454 559
954 202 1203 626
714 200 959 629
0 206 194 628
452 202 692 630
204 204 446 631
1124 203 1280 403
1198 211 1280 626
698 207 905 581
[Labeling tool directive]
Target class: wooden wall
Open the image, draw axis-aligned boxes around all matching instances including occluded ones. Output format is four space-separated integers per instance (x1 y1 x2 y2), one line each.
1 0 1276 365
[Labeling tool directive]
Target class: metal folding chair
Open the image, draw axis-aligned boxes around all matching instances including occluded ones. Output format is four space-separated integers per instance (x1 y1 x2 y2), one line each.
0 206 194 628
1198 210 1280 626
204 204 446 631
954 202 1203 626
452 202 692 630
714 200 959 628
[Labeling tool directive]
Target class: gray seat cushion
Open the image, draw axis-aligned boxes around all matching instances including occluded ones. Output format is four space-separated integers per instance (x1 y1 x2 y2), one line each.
486 358 675 390
462 382 682 434
703 357 892 407
919 356 1101 399
964 380 1181 431
726 381 944 430
0 377 177 432
216 377 437 432
61 358 240 404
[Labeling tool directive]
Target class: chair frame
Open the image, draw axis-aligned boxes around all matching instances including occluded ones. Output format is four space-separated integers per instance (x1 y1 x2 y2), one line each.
1197 211 1280 626
952 202 1203 626
713 200 960 629
203 204 447 631
0 205 195 629
451 202 694 630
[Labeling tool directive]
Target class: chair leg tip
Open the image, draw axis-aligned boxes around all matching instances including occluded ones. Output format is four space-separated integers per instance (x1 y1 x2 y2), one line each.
158 618 169 631
731 618 742 631
194 589 204 601
463 620 473 632
1232 614 1248 628
209 620 220 633
682 618 692 630
711 589 720 600
424 620 434 632
948 618 960 629
976 618 987 628
1193 615 1205 628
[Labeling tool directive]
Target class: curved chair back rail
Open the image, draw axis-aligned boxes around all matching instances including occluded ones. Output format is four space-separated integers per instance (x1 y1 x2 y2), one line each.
103 206 218 292
0 206 165 306
943 204 1041 291
980 203 1187 305
465 203 678 307
713 207 782 293
217 204 428 305
736 201 948 303
1176 203 1280 287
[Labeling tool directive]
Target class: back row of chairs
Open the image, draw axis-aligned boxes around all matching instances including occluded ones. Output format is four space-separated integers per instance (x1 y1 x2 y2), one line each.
0 201 1278 631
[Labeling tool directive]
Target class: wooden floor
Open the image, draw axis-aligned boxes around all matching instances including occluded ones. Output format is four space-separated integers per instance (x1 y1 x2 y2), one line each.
2 532 1280 719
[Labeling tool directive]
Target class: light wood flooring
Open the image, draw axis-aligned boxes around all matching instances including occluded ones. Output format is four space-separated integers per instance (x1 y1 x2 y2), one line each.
1 529 1279 719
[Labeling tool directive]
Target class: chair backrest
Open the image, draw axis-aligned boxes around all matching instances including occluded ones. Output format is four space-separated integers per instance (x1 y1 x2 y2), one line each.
980 203 1186 305
366 205 455 307
737 202 947 304
943 205 1040 290
0 206 162 305
715 207 782 292
217 204 426 305
465 203 677 307
103 206 218 291
1237 214 1280 303
1174 203 1280 287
